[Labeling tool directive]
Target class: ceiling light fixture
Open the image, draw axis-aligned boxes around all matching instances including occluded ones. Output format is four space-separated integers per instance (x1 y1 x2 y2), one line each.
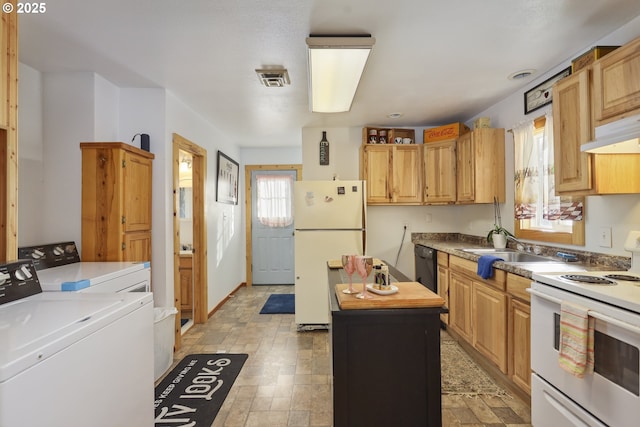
306 35 375 113
388 112 403 119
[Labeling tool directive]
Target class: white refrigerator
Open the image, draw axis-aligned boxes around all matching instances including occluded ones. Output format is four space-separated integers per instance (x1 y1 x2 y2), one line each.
294 180 366 328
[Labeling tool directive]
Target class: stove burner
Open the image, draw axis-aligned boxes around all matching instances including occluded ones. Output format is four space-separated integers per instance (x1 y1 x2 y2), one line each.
561 274 616 285
604 274 640 282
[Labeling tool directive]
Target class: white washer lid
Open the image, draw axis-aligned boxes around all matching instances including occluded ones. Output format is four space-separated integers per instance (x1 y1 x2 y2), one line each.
0 292 152 382
36 261 149 291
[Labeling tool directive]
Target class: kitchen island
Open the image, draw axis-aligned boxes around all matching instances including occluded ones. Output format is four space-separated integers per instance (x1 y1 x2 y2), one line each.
328 262 447 427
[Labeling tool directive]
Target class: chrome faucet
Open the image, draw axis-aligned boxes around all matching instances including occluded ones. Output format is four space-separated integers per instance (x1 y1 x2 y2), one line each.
506 235 530 252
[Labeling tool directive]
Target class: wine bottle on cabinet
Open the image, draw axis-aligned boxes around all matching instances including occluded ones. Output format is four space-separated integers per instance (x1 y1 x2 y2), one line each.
319 131 329 165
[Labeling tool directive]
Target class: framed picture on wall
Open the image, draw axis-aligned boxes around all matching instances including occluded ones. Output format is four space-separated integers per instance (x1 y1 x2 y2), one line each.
216 151 239 205
524 66 571 114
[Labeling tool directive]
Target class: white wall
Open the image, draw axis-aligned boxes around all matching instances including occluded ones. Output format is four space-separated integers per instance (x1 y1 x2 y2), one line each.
166 91 244 311
241 146 301 165
17 64 44 246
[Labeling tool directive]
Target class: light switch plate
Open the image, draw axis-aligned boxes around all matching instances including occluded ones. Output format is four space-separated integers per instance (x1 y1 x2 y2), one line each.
599 227 612 248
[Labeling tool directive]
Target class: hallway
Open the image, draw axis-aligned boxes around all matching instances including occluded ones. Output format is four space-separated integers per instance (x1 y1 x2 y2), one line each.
167 285 532 426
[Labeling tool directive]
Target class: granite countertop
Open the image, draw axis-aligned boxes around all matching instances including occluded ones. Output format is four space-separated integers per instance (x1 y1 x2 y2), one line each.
412 234 629 279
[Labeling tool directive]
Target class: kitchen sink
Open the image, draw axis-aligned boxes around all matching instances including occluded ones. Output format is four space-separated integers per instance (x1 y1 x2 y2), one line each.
460 248 554 263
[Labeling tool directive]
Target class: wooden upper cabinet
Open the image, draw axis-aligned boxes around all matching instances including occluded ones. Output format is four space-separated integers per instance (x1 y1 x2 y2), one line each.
423 139 456 203
360 143 422 205
361 145 391 203
553 69 593 193
592 35 640 125
81 142 154 262
553 64 640 195
456 128 506 204
392 145 422 204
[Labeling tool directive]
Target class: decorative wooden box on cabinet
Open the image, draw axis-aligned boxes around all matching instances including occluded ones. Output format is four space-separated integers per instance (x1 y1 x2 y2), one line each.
553 67 640 195
80 142 154 262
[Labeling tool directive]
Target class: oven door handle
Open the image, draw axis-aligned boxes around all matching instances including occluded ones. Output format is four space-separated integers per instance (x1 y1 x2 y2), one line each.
527 288 640 335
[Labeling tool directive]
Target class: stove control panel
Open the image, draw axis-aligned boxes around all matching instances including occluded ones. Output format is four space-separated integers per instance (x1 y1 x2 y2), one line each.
17 241 80 271
0 260 42 305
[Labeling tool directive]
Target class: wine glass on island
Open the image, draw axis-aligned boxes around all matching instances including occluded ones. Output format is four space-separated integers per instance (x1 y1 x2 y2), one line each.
355 255 374 299
341 255 358 294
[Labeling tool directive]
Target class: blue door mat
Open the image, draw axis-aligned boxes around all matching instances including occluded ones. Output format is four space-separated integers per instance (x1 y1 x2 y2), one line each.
259 294 295 314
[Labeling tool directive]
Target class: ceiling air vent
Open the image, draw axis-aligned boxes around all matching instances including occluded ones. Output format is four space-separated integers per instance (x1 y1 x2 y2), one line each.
256 69 291 87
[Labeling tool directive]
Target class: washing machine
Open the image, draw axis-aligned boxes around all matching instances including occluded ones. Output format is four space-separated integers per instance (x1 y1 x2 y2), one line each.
0 260 154 427
18 241 150 293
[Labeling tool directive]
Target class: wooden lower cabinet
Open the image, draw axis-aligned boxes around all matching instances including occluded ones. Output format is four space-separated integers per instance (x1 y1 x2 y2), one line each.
510 299 531 394
447 255 529 392
437 268 449 324
472 281 508 373
449 271 473 342
179 255 193 314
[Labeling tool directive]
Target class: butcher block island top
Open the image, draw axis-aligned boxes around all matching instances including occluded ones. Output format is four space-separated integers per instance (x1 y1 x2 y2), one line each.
334 281 445 310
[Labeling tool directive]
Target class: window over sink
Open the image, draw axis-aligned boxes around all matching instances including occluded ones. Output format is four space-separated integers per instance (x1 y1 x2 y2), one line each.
512 114 585 245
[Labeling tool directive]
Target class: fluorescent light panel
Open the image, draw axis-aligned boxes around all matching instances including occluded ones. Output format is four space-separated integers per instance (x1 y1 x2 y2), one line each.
306 36 375 113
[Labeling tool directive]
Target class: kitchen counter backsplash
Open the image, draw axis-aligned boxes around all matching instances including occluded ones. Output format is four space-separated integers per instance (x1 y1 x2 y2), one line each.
412 232 631 271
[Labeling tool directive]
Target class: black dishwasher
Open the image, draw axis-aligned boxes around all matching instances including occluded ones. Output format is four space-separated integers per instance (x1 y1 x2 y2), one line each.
414 244 437 293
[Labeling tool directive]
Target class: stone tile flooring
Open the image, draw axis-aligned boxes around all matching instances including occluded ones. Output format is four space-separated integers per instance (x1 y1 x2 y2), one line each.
166 285 532 426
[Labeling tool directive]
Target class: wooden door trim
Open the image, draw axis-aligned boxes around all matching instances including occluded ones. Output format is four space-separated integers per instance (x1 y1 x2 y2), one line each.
244 164 301 287
172 133 207 351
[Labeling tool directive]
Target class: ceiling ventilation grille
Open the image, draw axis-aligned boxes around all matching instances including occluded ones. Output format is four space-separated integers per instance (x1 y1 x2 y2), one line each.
256 69 290 87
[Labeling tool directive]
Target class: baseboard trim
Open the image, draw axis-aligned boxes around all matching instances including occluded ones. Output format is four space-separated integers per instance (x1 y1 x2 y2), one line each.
208 282 246 318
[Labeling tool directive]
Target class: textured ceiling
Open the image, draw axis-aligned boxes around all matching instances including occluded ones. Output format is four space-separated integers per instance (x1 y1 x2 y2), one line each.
18 0 640 147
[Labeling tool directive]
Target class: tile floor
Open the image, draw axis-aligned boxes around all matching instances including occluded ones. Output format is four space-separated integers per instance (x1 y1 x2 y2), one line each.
167 285 532 427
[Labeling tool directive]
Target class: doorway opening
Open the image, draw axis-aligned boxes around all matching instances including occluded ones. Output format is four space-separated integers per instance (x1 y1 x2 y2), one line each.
244 164 301 286
172 134 208 351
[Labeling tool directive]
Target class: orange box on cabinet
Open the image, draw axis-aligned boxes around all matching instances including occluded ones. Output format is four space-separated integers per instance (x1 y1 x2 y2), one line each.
424 122 470 143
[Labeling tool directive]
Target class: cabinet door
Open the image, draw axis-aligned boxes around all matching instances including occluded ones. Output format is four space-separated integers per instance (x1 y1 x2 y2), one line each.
510 299 531 394
391 145 422 203
123 231 151 262
180 256 193 312
449 271 472 342
552 69 593 193
123 151 153 232
362 145 391 203
424 140 456 203
593 36 640 123
472 281 508 373
437 265 449 324
456 133 474 202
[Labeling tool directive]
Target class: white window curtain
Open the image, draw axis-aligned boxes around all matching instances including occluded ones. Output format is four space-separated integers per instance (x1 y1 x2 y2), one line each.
255 174 294 227
513 112 583 222
513 120 537 219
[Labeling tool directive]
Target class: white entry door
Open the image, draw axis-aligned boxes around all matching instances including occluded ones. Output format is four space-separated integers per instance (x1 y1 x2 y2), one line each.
251 170 296 284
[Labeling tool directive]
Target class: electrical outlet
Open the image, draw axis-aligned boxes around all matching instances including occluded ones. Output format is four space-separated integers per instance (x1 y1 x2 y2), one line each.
403 221 410 230
425 213 432 223
599 227 612 248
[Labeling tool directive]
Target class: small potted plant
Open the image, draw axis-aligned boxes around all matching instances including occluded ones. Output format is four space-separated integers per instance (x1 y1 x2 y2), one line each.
487 198 514 249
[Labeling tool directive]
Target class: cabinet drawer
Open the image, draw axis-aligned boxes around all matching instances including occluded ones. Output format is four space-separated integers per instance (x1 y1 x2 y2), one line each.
449 255 505 290
437 251 449 267
506 273 531 303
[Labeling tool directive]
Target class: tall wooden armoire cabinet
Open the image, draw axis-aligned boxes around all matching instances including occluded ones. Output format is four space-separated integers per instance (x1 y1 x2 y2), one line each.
80 142 154 262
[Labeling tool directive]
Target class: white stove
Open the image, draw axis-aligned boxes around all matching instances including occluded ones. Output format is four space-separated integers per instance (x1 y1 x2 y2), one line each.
532 270 640 314
529 231 640 427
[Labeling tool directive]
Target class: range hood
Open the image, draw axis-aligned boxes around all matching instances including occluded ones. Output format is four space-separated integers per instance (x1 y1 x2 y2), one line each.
581 112 640 153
